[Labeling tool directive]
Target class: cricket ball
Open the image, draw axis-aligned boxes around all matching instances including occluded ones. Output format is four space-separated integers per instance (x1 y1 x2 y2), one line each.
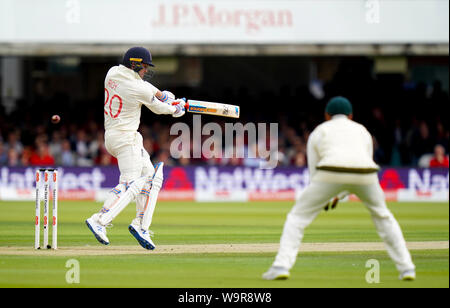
51 115 61 124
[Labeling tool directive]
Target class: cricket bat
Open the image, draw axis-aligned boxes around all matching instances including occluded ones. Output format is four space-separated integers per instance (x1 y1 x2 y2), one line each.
184 100 240 118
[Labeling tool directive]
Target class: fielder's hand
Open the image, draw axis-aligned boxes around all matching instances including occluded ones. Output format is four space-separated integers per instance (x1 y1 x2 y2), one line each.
323 191 349 211
324 197 339 211
171 98 186 118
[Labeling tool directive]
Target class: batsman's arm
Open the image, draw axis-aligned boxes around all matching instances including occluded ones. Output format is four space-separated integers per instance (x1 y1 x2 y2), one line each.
138 83 185 115
155 90 172 103
153 90 186 117
134 82 174 115
141 89 177 115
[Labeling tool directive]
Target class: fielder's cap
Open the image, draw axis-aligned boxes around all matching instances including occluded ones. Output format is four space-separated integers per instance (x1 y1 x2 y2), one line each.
122 47 154 67
325 96 353 116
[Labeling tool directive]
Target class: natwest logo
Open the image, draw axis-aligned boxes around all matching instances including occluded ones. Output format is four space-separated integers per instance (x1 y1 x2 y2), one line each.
195 167 309 192
151 3 293 34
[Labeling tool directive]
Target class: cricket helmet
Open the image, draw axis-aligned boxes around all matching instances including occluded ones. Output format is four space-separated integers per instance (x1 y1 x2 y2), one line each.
122 47 155 70
325 96 353 116
122 47 155 81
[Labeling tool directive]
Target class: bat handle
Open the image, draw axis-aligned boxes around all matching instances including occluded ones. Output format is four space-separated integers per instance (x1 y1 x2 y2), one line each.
172 99 189 109
182 97 189 110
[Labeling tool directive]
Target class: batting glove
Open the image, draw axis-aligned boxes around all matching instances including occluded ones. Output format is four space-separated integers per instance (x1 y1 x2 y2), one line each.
160 90 175 104
172 98 186 118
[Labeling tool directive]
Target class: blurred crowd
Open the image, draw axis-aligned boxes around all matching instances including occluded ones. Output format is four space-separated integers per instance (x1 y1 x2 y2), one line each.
0 60 448 169
0 121 114 168
1 95 448 170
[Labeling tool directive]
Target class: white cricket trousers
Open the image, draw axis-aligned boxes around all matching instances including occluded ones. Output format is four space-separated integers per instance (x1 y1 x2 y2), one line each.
94 130 157 226
273 173 415 273
105 130 155 183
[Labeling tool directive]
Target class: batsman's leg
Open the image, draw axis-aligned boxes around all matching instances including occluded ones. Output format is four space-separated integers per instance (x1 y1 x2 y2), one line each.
263 182 342 280
86 132 145 244
133 142 155 227
141 162 164 231
97 183 128 218
97 176 148 226
87 179 134 244
353 183 416 278
129 162 164 250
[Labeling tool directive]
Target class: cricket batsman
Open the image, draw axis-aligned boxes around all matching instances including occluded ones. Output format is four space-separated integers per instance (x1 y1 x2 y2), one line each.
86 47 186 250
263 97 416 281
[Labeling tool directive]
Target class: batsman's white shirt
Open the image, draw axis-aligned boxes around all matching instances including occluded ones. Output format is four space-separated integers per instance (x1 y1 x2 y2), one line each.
103 65 175 183
272 115 415 274
104 64 175 132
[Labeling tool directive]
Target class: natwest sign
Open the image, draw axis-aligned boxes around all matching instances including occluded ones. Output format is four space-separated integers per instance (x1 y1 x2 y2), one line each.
194 167 309 192
151 3 293 35
0 166 448 202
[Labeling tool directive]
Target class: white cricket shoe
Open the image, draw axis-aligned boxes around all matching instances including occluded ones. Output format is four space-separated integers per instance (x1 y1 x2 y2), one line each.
86 216 110 245
262 266 290 280
128 222 155 250
399 269 416 281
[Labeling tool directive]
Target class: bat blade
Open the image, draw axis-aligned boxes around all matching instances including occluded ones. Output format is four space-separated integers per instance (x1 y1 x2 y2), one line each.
186 100 240 118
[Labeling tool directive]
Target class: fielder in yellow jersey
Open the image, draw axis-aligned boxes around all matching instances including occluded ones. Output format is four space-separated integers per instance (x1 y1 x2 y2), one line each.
263 97 416 281
86 47 186 250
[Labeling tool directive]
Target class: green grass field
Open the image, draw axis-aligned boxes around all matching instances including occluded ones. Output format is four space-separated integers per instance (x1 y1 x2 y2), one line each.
0 200 448 288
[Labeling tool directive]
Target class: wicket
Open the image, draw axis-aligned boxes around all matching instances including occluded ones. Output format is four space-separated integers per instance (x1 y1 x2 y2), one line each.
35 168 58 250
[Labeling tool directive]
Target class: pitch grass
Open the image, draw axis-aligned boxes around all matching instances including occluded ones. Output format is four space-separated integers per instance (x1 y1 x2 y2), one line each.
0 250 448 288
0 201 448 288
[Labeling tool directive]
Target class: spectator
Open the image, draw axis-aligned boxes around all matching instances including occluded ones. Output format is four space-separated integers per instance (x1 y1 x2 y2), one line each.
221 134 246 166
435 121 449 153
179 157 191 166
155 149 175 166
7 148 21 166
373 136 387 165
97 152 117 166
60 139 76 166
391 119 405 166
143 138 154 157
20 146 33 166
29 142 55 166
429 144 449 168
227 156 244 166
88 131 104 163
414 122 435 162
0 141 7 165
75 130 93 166
93 132 117 166
49 131 63 165
244 143 266 168
5 131 23 156
275 145 288 166
287 137 305 165
367 107 390 165
293 151 307 167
